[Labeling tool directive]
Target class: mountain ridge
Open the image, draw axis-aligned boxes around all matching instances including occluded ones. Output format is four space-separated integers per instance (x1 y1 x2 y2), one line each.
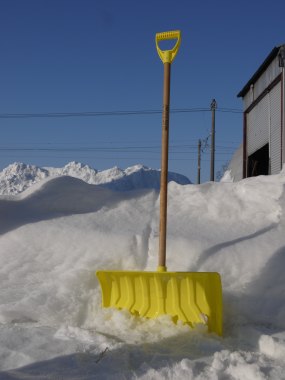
0 161 191 195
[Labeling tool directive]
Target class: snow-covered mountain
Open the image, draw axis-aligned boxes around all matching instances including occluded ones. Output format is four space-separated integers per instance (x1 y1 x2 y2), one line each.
0 161 191 195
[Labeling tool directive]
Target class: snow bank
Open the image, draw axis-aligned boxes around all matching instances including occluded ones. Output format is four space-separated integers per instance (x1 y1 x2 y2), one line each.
0 166 285 379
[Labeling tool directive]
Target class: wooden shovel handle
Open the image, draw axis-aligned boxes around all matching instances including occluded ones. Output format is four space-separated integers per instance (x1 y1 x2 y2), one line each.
158 62 171 272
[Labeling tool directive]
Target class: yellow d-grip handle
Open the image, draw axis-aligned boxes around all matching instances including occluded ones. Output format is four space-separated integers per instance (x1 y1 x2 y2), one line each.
155 30 181 64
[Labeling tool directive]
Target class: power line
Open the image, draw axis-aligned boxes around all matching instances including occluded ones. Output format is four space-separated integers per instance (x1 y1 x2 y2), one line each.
0 139 241 146
0 145 237 154
0 107 242 119
0 152 232 163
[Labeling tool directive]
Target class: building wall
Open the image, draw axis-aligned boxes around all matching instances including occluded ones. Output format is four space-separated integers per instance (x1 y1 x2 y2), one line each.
270 81 282 173
243 58 282 110
243 55 284 176
281 67 285 166
246 92 269 156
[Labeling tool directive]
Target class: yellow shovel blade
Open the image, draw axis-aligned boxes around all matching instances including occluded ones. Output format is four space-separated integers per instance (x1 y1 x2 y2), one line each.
96 271 222 336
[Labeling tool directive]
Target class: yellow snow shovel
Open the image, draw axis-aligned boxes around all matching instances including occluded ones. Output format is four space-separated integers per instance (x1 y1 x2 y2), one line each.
96 31 223 336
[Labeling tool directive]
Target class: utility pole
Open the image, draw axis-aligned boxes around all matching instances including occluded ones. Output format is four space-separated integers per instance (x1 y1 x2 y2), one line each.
197 139 201 184
210 99 217 181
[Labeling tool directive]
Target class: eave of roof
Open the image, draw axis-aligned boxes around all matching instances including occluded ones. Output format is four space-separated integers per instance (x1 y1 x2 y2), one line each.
237 46 282 98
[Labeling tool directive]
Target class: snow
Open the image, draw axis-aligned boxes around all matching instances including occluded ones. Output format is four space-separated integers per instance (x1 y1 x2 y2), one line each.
221 144 243 183
0 162 191 195
0 162 285 379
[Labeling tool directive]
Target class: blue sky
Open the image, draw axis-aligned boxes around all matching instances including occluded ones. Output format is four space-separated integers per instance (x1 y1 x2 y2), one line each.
0 0 284 182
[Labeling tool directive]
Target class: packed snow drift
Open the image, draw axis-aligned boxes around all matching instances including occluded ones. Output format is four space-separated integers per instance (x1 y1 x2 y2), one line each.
0 161 285 379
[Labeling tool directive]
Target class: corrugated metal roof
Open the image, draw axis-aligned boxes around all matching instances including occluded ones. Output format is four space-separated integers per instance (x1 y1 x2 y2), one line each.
237 45 284 98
